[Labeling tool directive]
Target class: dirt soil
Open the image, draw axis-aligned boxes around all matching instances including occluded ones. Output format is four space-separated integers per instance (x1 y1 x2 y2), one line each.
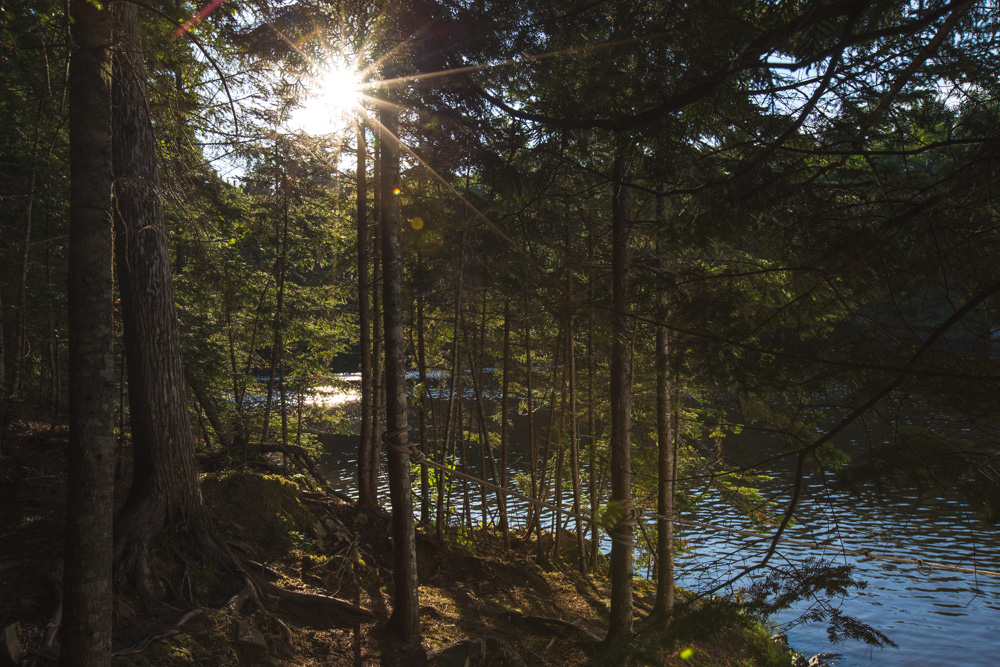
0 418 788 666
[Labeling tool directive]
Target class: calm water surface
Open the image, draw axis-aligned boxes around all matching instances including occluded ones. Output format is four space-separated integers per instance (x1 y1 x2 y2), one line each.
309 380 1000 666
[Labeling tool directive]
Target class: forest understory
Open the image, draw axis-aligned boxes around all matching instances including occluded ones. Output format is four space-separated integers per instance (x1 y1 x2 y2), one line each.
0 417 793 667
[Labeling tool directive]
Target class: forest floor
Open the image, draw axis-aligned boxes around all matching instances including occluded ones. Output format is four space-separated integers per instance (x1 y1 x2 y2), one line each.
0 417 793 666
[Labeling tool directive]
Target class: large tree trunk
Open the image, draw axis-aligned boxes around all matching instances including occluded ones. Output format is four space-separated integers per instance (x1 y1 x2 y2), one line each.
378 76 420 641
110 4 212 592
62 2 115 663
606 136 635 642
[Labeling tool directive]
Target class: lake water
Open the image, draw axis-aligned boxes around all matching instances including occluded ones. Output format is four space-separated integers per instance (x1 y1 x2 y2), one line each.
307 380 1000 666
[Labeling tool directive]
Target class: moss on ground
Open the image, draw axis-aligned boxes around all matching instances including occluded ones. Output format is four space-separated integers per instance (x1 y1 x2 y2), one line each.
201 471 316 555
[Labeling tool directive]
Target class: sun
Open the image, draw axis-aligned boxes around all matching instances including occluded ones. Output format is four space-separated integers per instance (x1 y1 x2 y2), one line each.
288 63 364 134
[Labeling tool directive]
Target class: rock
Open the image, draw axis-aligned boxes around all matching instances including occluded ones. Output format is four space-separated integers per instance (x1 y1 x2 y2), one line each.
428 638 526 667
234 619 267 648
1 624 22 667
791 656 808 667
771 632 788 645
117 599 136 621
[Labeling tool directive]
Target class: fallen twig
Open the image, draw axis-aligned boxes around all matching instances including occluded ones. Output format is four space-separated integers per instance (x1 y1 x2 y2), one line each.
113 608 205 656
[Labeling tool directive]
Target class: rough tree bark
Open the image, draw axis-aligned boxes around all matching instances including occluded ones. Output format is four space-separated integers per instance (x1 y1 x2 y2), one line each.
606 136 635 642
109 4 213 592
62 1 115 663
378 71 420 641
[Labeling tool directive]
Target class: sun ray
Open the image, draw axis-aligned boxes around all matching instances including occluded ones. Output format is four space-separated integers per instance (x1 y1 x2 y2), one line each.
358 107 549 281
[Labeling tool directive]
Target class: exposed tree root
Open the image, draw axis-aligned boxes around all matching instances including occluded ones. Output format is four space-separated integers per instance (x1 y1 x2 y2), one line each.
247 572 376 627
225 571 257 615
112 608 205 656
505 611 601 643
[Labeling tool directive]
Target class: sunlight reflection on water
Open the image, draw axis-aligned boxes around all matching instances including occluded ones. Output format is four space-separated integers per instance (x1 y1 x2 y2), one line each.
308 375 1000 667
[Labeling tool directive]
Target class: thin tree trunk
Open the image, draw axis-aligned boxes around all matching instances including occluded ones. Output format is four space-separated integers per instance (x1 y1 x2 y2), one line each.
63 2 115 662
552 377 567 559
653 194 676 616
606 136 634 642
369 172 384 502
296 387 303 448
441 373 461 534
535 331 563 562
260 162 288 450
437 240 465 538
568 316 586 574
459 399 471 531
415 277 431 524
185 367 232 450
565 214 586 574
587 229 599 570
356 120 377 508
46 244 58 421
279 351 288 453
11 169 36 399
463 299 504 536
523 290 538 537
379 82 420 641
499 298 511 547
